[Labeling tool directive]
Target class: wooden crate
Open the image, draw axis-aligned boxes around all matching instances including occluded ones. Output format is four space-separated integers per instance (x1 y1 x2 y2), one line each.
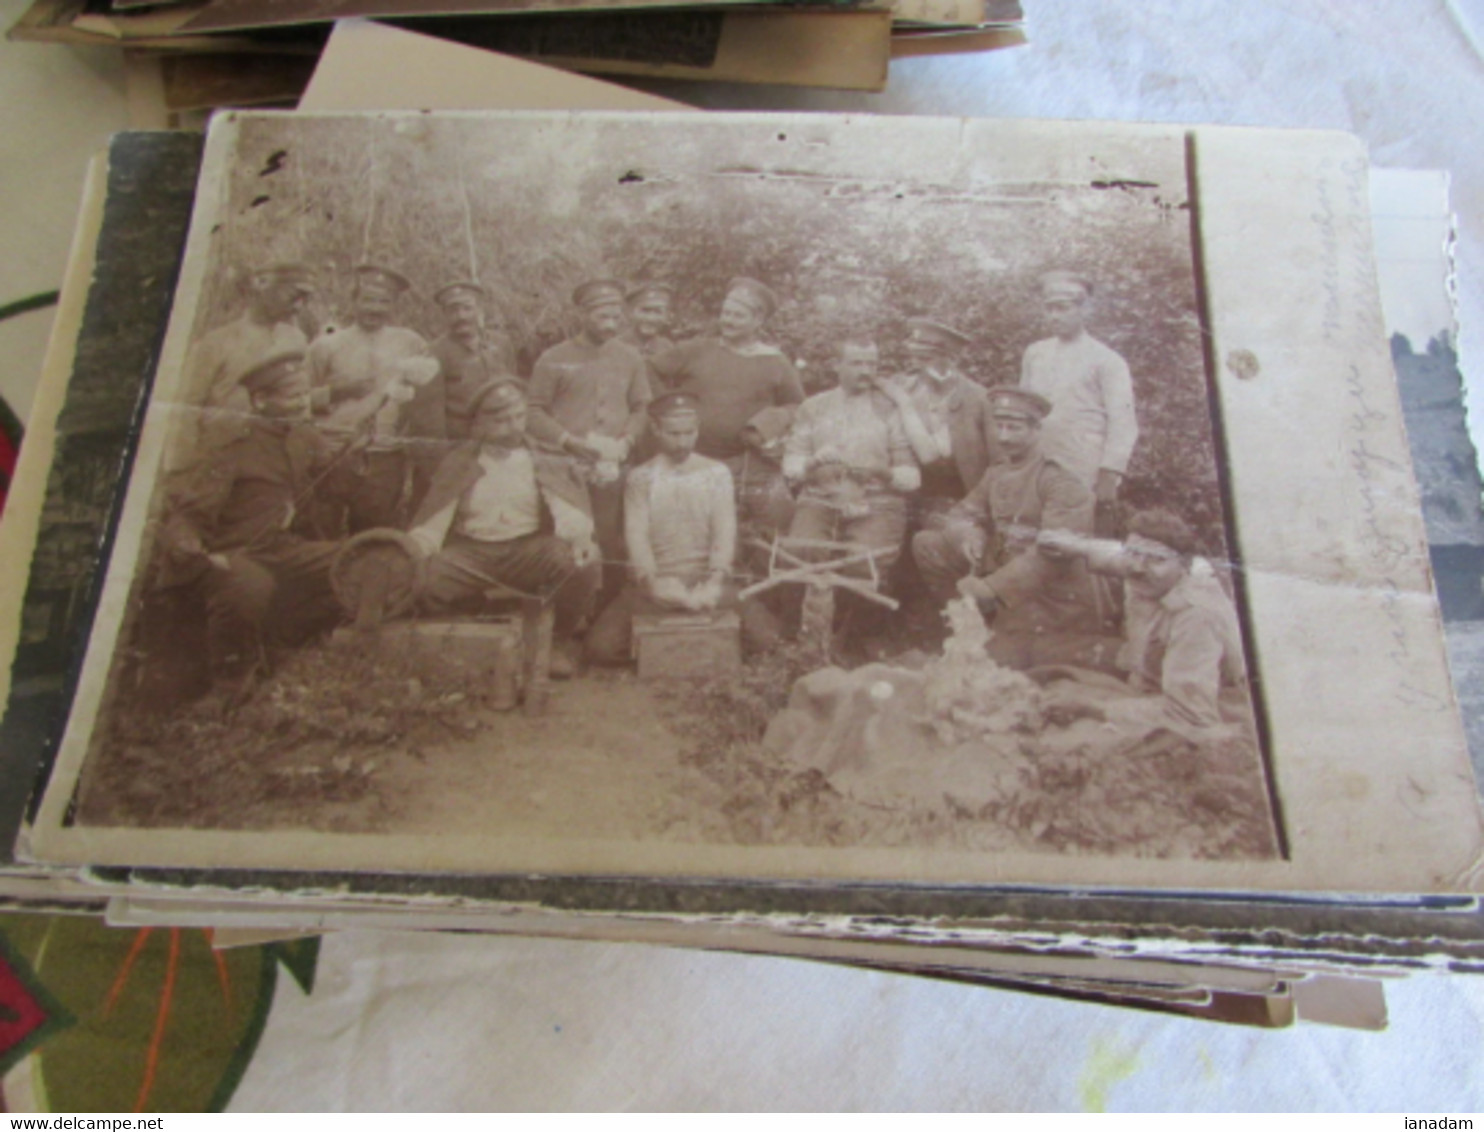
632 610 742 680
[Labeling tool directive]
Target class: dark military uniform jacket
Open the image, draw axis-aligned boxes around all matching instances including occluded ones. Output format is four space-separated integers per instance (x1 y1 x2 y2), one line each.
159 417 346 587
899 370 1000 499
945 451 1094 566
941 376 1000 494
425 332 523 442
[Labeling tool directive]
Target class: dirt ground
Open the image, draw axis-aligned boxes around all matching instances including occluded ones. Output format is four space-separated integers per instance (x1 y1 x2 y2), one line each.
77 612 1280 862
79 644 701 842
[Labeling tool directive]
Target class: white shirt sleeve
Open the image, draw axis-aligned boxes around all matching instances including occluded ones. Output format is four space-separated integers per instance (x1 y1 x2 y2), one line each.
409 498 457 556
1099 351 1139 476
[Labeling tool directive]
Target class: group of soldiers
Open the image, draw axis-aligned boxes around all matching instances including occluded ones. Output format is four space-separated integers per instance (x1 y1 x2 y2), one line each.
160 259 1248 728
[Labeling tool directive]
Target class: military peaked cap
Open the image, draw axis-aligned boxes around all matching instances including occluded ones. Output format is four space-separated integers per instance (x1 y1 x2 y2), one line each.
725 277 778 320
626 281 675 305
1128 509 1198 558
434 280 487 305
905 317 972 350
468 377 526 417
1039 270 1094 299
648 391 701 420
354 263 411 294
572 279 626 310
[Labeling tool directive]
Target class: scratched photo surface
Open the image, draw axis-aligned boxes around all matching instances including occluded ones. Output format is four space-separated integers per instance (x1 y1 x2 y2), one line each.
44 112 1284 872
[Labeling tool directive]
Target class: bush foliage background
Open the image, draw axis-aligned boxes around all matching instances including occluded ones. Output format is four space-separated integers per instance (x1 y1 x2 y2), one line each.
190 115 1225 555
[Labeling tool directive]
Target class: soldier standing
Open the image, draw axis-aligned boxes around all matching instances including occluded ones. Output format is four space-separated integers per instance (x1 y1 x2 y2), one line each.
648 277 805 538
306 263 439 532
621 282 677 360
174 262 317 466
427 280 521 443
525 278 652 594
159 349 351 691
1018 271 1138 529
782 337 920 575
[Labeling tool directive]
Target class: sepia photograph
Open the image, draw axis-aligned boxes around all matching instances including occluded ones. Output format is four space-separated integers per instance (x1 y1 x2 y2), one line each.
28 111 1477 890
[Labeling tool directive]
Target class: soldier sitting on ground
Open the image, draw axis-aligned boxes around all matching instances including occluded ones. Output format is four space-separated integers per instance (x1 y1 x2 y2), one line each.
428 280 522 444
408 378 601 680
1037 509 1248 729
158 348 356 696
911 387 1115 670
587 391 781 664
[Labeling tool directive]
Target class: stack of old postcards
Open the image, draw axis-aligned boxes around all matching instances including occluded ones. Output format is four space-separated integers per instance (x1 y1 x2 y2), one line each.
4 47 1484 1030
6 0 1024 116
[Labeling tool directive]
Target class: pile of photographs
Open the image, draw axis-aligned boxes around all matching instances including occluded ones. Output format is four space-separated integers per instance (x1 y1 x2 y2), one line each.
2 102 1482 1032
6 0 1025 115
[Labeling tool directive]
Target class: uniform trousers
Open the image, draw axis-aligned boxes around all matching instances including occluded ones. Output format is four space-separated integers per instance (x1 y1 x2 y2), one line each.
420 532 600 639
911 532 1115 670
787 493 907 577
202 537 341 677
586 475 627 608
346 448 411 534
779 493 906 638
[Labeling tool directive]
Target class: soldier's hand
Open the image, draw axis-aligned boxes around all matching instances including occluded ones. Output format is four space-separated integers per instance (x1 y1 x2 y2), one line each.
693 576 725 610
956 575 995 606
889 465 921 494
955 529 987 566
1094 468 1122 504
385 380 417 405
651 576 689 608
585 434 628 464
571 537 601 570
206 553 231 571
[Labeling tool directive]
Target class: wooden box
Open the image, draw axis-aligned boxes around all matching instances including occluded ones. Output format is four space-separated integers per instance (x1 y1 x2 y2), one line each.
632 610 742 680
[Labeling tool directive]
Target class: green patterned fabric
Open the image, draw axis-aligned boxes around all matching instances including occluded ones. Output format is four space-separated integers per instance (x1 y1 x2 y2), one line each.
0 914 318 1113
